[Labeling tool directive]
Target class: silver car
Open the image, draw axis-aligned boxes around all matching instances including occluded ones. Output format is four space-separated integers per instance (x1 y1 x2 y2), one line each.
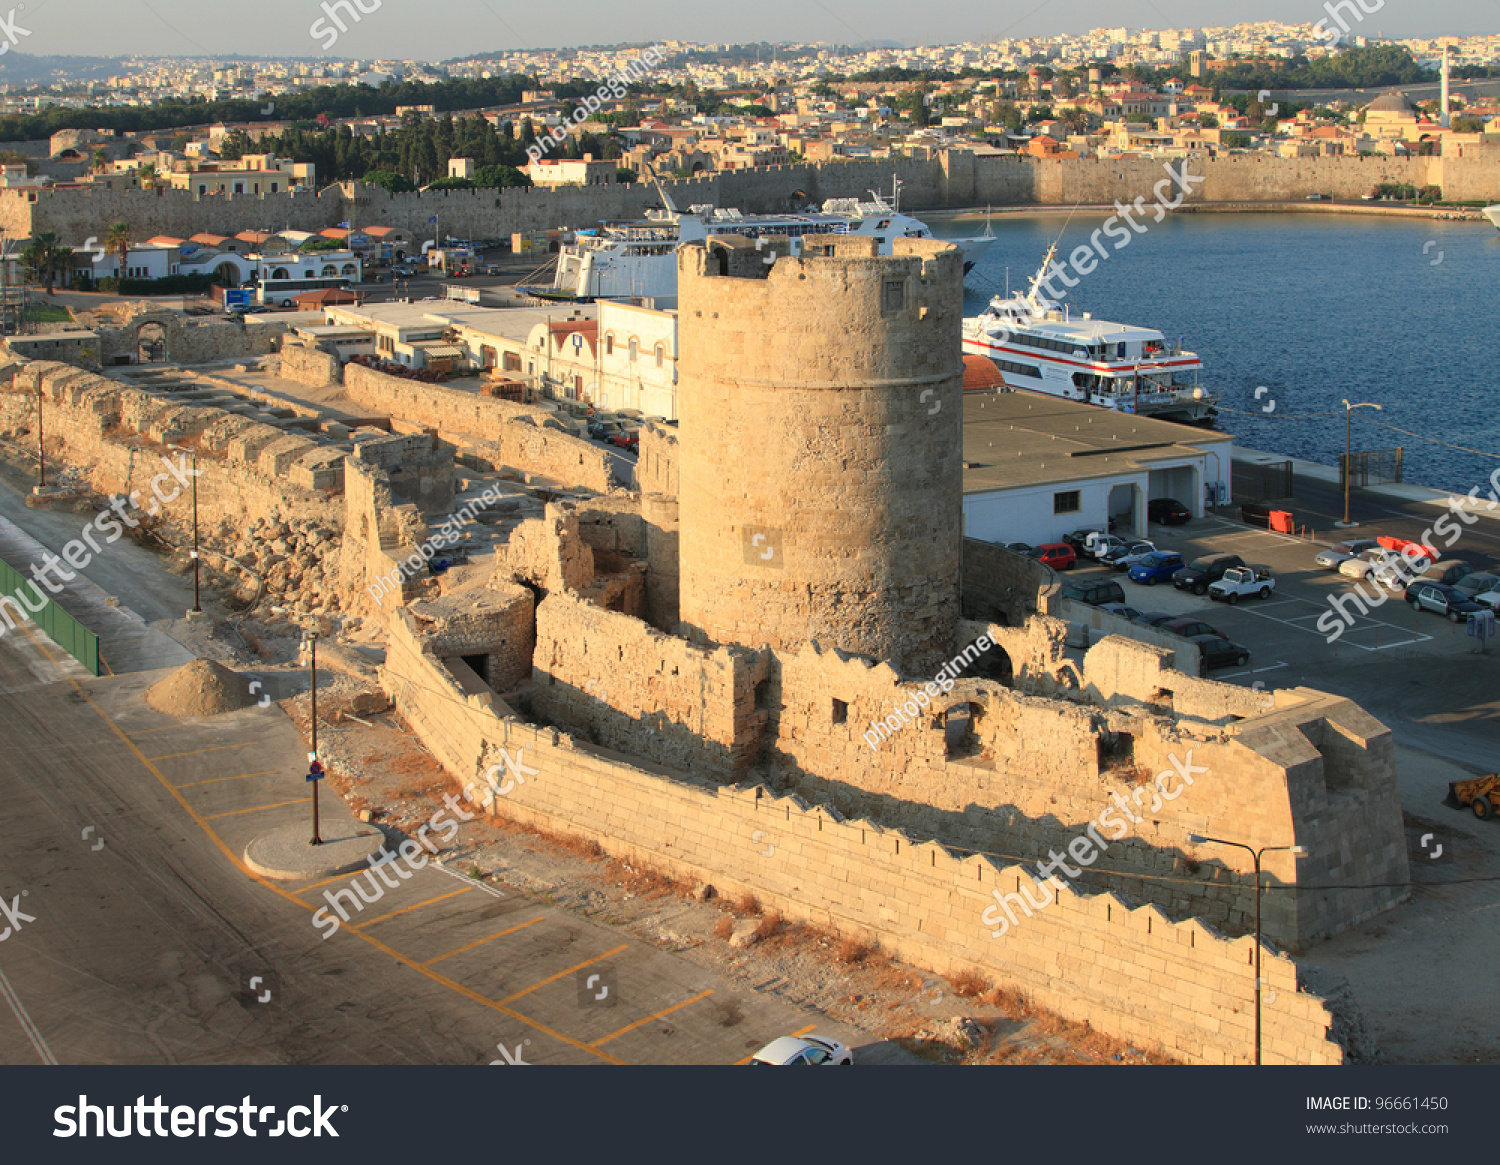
1107 540 1159 571
1339 548 1399 581
1373 550 1432 591
748 1034 854 1065
1315 538 1377 570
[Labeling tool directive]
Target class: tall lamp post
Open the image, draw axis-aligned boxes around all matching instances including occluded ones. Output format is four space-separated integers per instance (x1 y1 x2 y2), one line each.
303 629 323 846
1336 399 1384 528
1188 834 1308 1064
167 444 201 615
35 373 43 489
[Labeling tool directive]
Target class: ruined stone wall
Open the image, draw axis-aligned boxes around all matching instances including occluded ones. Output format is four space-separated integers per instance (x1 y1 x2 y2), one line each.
342 364 616 495
409 584 536 692
279 339 342 389
962 537 1062 624
382 611 1350 1065
530 590 768 780
676 238 965 675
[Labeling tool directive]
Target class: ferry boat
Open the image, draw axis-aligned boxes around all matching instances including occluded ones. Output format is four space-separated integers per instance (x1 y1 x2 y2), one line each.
521 179 995 301
961 243 1218 424
1482 204 1500 231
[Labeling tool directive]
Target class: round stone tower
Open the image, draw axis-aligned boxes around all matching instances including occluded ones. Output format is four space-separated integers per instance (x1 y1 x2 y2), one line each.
676 235 964 675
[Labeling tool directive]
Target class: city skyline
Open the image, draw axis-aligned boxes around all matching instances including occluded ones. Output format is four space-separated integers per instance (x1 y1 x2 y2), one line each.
0 0 1492 64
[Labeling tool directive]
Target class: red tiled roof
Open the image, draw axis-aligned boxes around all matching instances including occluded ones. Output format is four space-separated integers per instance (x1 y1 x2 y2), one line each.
962 355 1006 392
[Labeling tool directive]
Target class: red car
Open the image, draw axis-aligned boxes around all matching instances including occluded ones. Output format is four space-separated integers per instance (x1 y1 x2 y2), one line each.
1031 542 1076 571
609 427 640 453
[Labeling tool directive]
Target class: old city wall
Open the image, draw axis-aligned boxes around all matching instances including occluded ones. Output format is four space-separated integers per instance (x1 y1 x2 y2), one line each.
530 589 768 779
341 363 616 495
0 362 343 539
6 153 1494 245
381 610 1348 1065
279 338 342 389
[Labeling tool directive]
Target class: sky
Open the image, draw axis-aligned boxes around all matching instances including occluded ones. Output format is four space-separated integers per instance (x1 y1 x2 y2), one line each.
2 0 1491 61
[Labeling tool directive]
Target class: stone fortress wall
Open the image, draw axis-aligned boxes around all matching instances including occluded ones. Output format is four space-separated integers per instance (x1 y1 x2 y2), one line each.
3 147 1492 246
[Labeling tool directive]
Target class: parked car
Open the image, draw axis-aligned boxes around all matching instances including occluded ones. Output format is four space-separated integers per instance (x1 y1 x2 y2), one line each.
1128 551 1186 586
1147 498 1191 525
1418 559 1475 587
1164 617 1223 641
609 427 640 453
588 419 625 441
1061 578 1127 607
748 1035 853 1066
1103 540 1157 571
1030 543 1077 571
1339 547 1397 580
1372 549 1433 590
1098 603 1145 622
1005 542 1035 555
1455 572 1500 599
1473 589 1500 613
1130 611 1177 628
1173 554 1245 595
1082 533 1128 561
1191 635 1251 673
1062 529 1103 556
1208 565 1276 604
1406 580 1484 623
1314 538 1378 570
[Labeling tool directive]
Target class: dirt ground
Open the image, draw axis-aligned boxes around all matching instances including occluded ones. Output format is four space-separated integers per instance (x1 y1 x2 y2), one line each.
276 688 1166 1066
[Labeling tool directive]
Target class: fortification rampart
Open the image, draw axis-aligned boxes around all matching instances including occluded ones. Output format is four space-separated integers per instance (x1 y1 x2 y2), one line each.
382 608 1351 1065
340 363 617 495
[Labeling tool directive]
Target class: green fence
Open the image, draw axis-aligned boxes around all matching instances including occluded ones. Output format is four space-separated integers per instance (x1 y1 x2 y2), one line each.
0 555 100 675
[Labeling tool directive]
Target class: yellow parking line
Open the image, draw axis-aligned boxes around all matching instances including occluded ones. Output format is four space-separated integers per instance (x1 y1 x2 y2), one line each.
735 1023 817 1064
353 887 473 930
146 742 257 761
8 618 624 1065
591 989 714 1048
176 770 277 789
295 868 370 894
205 797 310 819
124 724 181 736
424 916 546 966
496 945 627 1006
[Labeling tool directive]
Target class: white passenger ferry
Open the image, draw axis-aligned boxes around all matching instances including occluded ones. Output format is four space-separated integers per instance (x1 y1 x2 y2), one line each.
961 243 1218 424
522 179 994 301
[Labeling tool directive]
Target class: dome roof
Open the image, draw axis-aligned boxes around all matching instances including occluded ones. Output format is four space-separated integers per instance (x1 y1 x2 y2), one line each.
1366 91 1415 114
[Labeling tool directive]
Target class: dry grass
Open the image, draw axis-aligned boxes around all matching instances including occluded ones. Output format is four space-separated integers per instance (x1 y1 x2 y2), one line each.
947 968 990 998
711 915 734 941
835 937 873 965
734 889 761 916
752 911 784 941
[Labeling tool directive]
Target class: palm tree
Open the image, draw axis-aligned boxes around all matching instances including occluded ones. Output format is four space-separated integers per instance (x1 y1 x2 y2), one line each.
21 231 63 292
137 162 156 189
106 221 131 281
90 148 110 174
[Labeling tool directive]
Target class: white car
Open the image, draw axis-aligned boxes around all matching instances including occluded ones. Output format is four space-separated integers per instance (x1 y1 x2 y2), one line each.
748 1034 854 1065
1315 538 1377 570
1373 551 1432 590
1106 540 1159 571
1474 590 1500 613
1339 548 1399 581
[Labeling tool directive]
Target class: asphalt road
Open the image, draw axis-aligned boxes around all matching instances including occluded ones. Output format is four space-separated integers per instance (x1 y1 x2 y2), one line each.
0 611 909 1066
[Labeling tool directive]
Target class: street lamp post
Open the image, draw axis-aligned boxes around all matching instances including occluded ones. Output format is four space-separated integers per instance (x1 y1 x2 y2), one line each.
167 444 201 614
303 629 322 846
35 374 43 489
1188 834 1308 1064
1336 399 1384 528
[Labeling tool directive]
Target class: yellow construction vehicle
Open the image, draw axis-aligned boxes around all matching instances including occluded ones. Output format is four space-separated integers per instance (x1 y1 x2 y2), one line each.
1448 774 1500 820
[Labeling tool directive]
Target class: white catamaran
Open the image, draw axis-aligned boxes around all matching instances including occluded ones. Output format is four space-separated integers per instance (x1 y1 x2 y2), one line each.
521 177 995 302
961 242 1218 424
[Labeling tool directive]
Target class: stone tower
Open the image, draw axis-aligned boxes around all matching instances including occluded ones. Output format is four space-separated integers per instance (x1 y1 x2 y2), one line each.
676 235 964 675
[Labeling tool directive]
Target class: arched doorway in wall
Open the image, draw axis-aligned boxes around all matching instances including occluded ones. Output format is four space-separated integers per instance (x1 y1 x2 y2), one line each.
137 321 167 363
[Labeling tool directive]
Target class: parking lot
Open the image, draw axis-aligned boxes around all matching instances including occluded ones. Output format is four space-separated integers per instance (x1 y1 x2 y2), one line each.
1064 510 1497 686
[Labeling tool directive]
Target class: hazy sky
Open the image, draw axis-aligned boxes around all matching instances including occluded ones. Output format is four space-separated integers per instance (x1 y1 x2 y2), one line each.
5 0 1490 61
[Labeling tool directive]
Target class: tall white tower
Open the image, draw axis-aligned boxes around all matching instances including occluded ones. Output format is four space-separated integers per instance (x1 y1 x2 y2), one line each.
1440 43 1451 129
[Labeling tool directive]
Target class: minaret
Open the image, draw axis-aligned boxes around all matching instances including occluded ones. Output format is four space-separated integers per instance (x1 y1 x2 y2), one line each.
1440 43 1451 129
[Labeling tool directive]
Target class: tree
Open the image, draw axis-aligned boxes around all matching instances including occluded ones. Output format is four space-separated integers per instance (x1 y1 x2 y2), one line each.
1198 112 1220 129
425 176 474 190
137 162 156 189
22 231 65 292
106 221 131 279
1452 116 1485 134
615 166 637 183
362 169 415 193
90 148 110 174
472 164 530 188
299 236 345 252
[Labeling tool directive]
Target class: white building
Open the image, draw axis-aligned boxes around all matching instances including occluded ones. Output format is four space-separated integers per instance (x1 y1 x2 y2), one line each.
960 390 1233 545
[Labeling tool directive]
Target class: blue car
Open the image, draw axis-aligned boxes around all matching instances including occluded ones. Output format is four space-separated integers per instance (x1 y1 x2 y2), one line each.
1128 551 1186 586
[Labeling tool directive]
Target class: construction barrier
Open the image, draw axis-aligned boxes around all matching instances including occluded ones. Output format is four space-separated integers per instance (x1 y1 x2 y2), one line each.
0 554 100 675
